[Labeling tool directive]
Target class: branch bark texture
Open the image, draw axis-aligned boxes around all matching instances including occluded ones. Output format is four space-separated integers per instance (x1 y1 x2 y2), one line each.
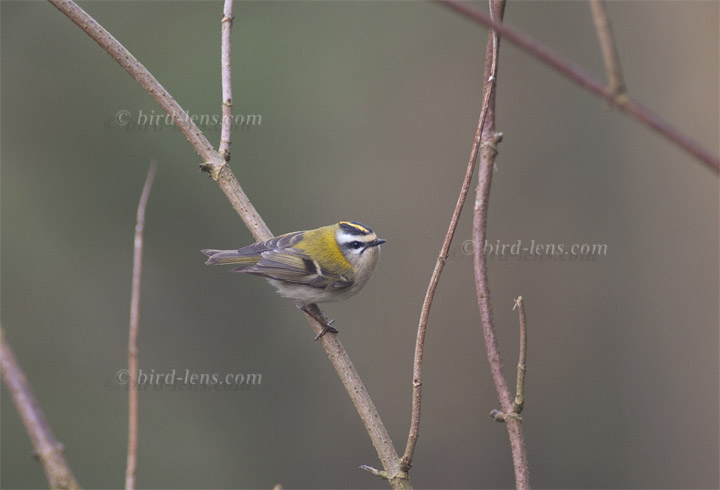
219 0 234 161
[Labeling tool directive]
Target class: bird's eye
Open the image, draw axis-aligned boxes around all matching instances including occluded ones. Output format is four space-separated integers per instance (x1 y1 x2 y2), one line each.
349 241 363 250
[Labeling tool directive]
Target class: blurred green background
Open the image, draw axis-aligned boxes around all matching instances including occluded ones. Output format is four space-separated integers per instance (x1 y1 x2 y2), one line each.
2 1 718 488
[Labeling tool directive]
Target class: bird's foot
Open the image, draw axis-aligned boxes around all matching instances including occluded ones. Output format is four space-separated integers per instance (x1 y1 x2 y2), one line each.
298 304 339 340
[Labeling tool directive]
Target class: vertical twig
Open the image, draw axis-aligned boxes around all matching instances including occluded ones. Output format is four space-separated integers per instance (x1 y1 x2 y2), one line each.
219 0 234 161
126 161 157 490
0 326 81 489
512 297 527 414
400 57 497 474
470 0 531 488
589 0 625 96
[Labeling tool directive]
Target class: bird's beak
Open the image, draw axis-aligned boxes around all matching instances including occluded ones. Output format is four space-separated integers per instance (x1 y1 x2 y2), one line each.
371 238 386 247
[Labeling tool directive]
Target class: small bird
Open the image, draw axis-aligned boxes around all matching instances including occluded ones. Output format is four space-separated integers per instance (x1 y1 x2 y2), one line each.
202 221 385 338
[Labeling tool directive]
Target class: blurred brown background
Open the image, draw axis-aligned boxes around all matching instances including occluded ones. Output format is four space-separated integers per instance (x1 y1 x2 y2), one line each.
1 1 718 488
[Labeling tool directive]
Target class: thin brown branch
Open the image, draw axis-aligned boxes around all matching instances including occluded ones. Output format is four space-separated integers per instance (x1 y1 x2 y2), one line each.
470 1 531 488
473 116 530 490
125 161 157 490
400 45 497 476
436 0 719 174
46 1 407 486
589 0 626 96
0 326 81 489
219 0 234 161
213 165 271 242
301 305 410 489
512 297 527 414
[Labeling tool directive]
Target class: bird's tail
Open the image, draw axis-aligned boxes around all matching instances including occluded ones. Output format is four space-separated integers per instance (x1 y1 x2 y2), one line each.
201 249 257 268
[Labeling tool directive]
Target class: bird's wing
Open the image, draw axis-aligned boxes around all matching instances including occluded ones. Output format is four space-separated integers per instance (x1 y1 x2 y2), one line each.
202 231 304 267
239 247 353 290
232 231 305 256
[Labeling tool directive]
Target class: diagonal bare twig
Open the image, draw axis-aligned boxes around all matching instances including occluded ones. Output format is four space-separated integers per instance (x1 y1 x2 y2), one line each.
436 0 719 174
125 161 158 490
0 326 81 489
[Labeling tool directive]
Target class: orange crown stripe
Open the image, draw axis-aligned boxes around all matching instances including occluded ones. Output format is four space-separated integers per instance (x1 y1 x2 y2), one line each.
339 221 370 234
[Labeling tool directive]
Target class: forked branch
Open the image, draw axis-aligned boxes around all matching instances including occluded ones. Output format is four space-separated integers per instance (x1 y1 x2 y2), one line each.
46 1 408 487
436 0 719 173
401 60 497 476
469 1 531 488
